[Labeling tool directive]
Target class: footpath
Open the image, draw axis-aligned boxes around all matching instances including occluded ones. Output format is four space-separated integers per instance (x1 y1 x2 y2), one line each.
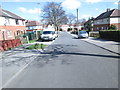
70 33 119 55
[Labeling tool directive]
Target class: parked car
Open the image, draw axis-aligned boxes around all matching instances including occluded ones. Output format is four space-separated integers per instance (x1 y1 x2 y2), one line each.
55 31 59 38
78 31 89 38
41 31 56 41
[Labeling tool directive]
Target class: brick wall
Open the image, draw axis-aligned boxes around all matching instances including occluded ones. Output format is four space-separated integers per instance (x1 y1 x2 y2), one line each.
0 39 22 51
111 23 120 30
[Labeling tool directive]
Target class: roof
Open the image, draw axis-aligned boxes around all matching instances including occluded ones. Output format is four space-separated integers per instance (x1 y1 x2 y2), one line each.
0 9 25 20
95 9 120 20
26 21 40 26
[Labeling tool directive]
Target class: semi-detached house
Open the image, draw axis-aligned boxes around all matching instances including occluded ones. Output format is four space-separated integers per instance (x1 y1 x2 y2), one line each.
0 8 26 41
93 9 120 31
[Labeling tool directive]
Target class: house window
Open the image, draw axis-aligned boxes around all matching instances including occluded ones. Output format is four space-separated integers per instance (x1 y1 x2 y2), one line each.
5 17 10 25
15 19 19 25
22 21 25 25
97 27 99 30
102 27 104 30
17 31 20 35
8 30 12 37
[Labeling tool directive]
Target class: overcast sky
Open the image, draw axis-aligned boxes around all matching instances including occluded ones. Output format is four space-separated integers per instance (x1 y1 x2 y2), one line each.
1 0 119 21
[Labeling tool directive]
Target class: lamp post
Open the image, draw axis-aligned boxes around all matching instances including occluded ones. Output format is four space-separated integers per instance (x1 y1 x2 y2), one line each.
76 8 79 36
36 3 40 40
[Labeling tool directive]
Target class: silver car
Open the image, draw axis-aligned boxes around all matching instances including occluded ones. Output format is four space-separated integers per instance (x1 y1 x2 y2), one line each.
78 31 89 38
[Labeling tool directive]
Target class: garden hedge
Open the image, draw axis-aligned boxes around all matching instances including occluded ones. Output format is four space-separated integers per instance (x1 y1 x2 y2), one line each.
99 30 120 41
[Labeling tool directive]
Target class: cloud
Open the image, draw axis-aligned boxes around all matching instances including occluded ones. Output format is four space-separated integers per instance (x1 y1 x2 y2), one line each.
86 0 103 3
95 8 99 11
18 7 27 13
62 0 81 10
18 7 41 14
114 1 119 5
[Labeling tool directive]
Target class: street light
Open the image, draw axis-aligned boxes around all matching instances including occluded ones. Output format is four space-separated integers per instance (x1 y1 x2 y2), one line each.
36 2 40 39
76 8 79 36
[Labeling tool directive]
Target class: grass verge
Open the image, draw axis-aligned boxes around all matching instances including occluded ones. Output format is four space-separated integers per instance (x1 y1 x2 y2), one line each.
29 39 38 43
26 43 47 50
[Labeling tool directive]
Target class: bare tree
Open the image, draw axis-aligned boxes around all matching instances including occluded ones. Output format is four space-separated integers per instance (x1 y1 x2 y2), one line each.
67 13 76 27
42 2 68 31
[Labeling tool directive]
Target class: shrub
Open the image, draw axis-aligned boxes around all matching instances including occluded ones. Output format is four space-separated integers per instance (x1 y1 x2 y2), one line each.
99 30 120 41
59 28 63 31
109 24 117 30
67 28 72 31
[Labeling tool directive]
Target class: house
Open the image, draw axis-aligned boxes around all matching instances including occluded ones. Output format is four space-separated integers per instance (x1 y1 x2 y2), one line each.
0 8 26 41
26 20 43 32
93 8 120 31
61 23 85 32
61 24 70 31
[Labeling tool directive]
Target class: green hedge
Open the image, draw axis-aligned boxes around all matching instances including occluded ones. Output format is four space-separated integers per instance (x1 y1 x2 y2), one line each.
99 30 120 41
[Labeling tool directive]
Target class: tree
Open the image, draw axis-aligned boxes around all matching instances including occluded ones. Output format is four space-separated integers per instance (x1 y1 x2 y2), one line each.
67 13 76 27
42 2 68 31
109 24 117 30
88 19 92 31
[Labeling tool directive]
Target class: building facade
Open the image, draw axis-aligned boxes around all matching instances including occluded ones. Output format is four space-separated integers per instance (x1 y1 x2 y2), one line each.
0 9 26 41
26 20 43 32
93 9 120 31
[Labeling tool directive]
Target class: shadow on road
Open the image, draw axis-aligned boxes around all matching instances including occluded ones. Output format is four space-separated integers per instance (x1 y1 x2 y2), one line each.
3 44 119 68
28 44 119 68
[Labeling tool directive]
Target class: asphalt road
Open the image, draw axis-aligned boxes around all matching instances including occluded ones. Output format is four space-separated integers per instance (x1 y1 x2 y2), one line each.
4 32 119 88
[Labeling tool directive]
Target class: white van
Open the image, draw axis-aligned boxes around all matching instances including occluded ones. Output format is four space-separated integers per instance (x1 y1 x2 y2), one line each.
41 31 56 41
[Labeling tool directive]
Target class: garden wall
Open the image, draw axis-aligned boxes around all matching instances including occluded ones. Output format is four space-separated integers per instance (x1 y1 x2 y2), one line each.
0 39 22 51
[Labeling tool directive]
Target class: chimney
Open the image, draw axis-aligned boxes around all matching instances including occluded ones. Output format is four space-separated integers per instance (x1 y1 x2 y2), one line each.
107 8 110 12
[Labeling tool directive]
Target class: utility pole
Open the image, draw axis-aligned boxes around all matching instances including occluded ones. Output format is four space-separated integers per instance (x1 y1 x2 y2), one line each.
36 2 40 40
76 8 79 36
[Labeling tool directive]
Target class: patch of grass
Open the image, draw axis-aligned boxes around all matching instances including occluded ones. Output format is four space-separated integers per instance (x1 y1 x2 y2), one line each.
26 43 47 50
29 39 38 43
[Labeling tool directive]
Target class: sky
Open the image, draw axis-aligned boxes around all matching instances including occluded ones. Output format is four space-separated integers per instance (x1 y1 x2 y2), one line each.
0 0 120 21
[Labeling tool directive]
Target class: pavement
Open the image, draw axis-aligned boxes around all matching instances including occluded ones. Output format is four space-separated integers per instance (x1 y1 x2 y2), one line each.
70 33 120 55
0 32 119 88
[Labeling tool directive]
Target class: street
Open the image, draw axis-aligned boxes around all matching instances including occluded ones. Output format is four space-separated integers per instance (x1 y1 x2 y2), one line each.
4 32 119 88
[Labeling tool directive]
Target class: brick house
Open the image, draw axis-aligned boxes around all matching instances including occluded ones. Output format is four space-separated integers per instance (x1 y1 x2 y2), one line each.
0 8 26 41
93 9 120 31
26 20 43 32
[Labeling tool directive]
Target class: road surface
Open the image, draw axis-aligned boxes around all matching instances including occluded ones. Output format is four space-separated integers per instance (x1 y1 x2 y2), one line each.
4 32 119 88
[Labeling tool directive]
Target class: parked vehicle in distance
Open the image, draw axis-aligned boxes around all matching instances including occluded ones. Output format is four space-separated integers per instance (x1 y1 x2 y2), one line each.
41 31 56 41
55 31 59 38
78 31 89 38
